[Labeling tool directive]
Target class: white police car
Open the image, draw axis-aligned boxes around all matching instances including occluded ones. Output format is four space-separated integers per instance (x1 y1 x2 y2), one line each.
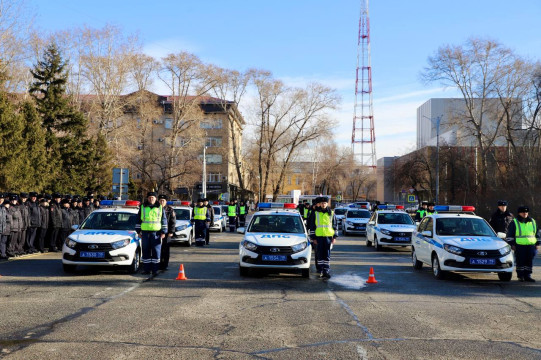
169 201 195 246
334 207 348 229
366 205 416 250
238 203 311 278
210 205 227 232
62 200 142 273
342 208 371 236
411 205 514 281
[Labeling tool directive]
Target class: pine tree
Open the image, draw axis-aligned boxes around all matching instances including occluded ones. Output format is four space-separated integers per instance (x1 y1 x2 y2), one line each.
0 93 26 190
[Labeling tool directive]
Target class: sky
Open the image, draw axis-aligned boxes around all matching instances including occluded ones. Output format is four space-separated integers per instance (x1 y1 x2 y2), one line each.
27 0 541 159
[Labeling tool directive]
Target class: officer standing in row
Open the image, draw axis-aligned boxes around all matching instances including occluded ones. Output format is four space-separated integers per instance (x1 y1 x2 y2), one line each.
308 196 338 279
415 201 428 222
506 206 539 282
0 193 10 260
203 198 214 245
60 199 73 246
25 192 41 254
136 192 167 276
228 200 239 232
192 198 210 246
8 195 22 256
489 200 514 234
158 194 176 271
17 193 29 254
49 193 63 252
238 200 248 228
82 197 93 221
37 196 49 253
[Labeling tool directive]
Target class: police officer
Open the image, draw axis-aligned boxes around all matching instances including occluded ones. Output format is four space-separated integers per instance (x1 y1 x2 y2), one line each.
48 193 63 252
506 206 539 282
308 196 338 279
8 195 22 256
82 197 93 221
25 192 41 254
203 198 214 245
37 197 49 253
415 201 429 222
0 193 10 260
238 200 248 228
136 192 167 276
18 193 29 254
192 198 209 246
60 199 73 247
489 200 514 234
70 198 80 227
227 200 238 232
425 202 437 217
158 194 176 271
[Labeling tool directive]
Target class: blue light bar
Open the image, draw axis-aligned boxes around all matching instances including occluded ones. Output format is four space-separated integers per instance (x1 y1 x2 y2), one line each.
377 205 404 210
101 200 113 206
434 205 475 212
258 202 271 209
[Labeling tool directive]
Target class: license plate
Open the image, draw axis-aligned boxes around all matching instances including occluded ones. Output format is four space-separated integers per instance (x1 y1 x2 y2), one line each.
355 226 365 230
80 251 105 258
262 255 287 261
394 237 410 242
470 258 496 265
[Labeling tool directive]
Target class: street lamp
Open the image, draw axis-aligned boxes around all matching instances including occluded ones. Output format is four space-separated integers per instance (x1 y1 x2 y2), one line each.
423 115 442 204
202 144 207 199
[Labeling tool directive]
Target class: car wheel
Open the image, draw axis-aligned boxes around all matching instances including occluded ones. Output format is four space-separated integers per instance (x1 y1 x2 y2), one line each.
412 248 423 270
498 272 512 281
374 236 381 251
127 249 141 274
301 268 310 278
63 263 77 273
432 254 446 280
239 265 249 276
187 233 193 247
366 235 372 247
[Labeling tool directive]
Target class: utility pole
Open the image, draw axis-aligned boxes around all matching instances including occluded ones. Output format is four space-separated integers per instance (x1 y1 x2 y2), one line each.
202 145 207 199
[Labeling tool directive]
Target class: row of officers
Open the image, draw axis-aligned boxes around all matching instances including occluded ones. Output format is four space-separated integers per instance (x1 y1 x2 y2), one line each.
0 192 101 260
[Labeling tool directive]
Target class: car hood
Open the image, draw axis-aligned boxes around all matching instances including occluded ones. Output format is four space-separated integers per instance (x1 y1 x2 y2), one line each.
244 233 308 246
175 220 191 227
69 229 137 243
345 218 370 224
379 224 416 232
441 236 507 250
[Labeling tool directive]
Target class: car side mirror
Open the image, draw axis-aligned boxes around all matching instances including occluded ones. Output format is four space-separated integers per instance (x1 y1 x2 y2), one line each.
237 227 245 234
71 224 79 231
421 230 432 238
497 232 507 239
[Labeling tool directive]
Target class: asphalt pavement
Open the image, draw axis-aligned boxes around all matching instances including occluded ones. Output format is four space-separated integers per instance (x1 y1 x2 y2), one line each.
0 231 540 359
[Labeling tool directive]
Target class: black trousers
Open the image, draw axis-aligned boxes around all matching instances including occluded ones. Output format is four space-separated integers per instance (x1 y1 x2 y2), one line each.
36 227 48 252
205 223 211 244
8 232 19 254
316 237 332 275
515 244 536 278
160 237 170 270
17 229 26 253
0 234 8 257
26 227 38 251
229 216 237 232
59 229 71 249
48 228 60 250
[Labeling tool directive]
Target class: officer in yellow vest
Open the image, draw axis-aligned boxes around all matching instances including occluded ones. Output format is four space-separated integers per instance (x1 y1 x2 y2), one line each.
307 196 338 279
227 200 239 232
238 200 248 227
415 201 428 222
506 205 539 282
136 192 168 276
192 198 209 246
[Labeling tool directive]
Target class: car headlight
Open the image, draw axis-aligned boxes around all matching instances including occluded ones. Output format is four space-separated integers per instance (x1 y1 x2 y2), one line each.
291 241 308 253
242 240 258 252
111 239 131 249
65 238 77 249
380 229 391 235
176 225 188 231
444 244 463 255
498 244 512 256
346 221 353 225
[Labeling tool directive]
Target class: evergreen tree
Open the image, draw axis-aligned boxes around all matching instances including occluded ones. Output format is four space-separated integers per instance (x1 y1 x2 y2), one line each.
0 93 26 190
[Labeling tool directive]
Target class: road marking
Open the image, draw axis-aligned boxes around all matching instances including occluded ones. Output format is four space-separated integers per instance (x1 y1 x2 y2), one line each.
326 290 374 340
357 345 368 359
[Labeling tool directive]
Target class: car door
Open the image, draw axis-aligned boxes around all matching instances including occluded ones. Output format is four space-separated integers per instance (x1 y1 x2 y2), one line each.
366 212 376 241
416 217 433 263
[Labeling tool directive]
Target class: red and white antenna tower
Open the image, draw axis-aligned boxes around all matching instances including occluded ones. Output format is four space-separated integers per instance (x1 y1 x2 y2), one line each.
352 0 376 168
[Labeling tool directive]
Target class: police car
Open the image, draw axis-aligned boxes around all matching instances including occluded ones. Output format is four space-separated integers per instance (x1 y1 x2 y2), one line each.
62 200 142 273
366 205 416 250
342 208 371 236
411 205 514 281
333 207 348 229
169 201 195 246
238 203 311 278
210 205 227 232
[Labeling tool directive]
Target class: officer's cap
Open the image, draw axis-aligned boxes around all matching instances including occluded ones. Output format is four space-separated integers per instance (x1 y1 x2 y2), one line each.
517 205 529 213
0 193 4 199
316 196 329 204
87 193 94 198
147 191 157 198
44 194 52 200
20 192 28 198
158 194 168 200
62 199 70 204
29 192 38 197
83 197 89 202
427 202 435 207
10 194 18 201
52 193 61 199
421 201 428 206
197 198 204 203
497 200 508 206
39 198 47 203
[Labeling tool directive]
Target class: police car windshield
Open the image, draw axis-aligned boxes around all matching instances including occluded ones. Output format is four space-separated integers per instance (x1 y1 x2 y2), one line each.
334 208 348 215
435 218 496 236
80 212 137 230
378 213 414 225
347 210 370 218
174 209 191 221
248 215 304 233
213 206 221 215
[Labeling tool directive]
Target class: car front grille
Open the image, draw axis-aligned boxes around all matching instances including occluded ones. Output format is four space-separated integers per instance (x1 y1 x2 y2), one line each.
75 243 113 251
255 246 294 255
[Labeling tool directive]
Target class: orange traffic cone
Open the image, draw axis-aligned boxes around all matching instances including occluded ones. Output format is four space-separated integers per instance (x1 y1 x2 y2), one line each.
175 264 188 280
365 267 378 284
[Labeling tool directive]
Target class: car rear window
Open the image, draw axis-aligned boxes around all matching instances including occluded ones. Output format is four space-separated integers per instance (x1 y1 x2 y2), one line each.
248 215 305 233
334 208 347 215
436 218 495 236
174 208 191 220
80 212 137 230
377 213 414 225
347 210 371 218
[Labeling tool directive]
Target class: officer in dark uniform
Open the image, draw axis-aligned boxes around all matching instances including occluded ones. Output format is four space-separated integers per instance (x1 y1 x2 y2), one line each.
203 198 214 245
70 198 80 226
192 198 210 246
18 193 29 254
227 200 239 232
307 196 338 279
82 197 93 221
0 193 11 260
37 197 49 253
49 193 63 252
238 200 248 227
489 200 514 234
506 206 540 282
136 192 167 276
76 198 85 224
8 195 22 256
158 194 176 271
60 199 73 248
25 192 41 253
415 201 429 222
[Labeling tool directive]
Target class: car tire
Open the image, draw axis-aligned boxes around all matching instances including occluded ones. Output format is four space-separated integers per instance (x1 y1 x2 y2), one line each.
366 235 372 247
63 263 77 273
412 248 423 270
498 272 512 281
127 249 141 274
187 233 193 247
374 236 381 251
432 254 446 280
239 265 249 277
301 268 310 278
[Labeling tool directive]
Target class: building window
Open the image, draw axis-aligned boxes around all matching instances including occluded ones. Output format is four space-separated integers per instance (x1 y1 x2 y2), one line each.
200 119 223 129
295 177 300 185
164 118 173 129
206 137 222 147
288 176 292 185
207 172 222 182
199 154 222 164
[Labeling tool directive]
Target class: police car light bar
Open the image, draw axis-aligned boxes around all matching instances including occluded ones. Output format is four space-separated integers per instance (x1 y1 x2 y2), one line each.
283 203 296 209
433 205 475 212
258 202 271 209
377 205 404 210
101 200 141 207
167 201 191 206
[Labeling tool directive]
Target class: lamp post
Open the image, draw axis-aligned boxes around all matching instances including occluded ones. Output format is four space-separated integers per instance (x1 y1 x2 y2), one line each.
202 145 207 199
423 115 442 204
